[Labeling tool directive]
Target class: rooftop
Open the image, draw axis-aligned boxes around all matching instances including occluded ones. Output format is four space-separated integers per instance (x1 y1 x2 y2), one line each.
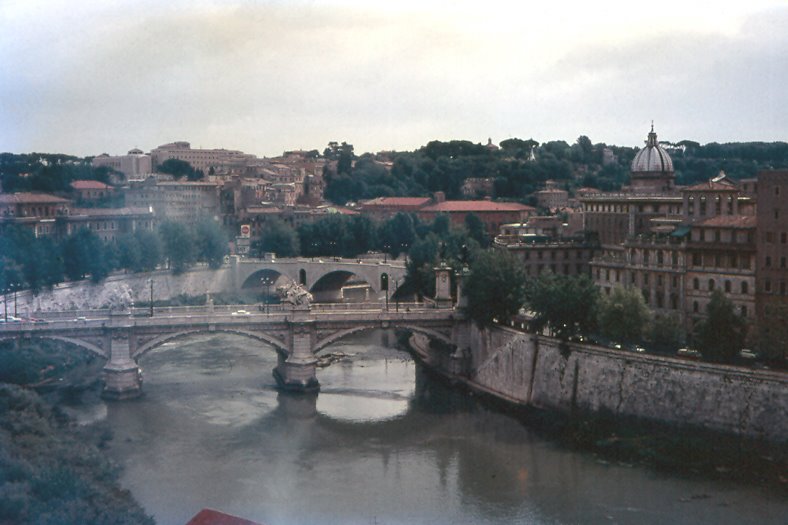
420 200 535 213
71 180 112 190
0 192 70 204
360 197 432 208
694 215 757 228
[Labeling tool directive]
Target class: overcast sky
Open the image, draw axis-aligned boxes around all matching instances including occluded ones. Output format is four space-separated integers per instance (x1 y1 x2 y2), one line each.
1 0 787 158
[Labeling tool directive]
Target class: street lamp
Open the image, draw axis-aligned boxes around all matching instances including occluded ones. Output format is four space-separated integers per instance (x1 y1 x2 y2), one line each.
383 243 390 263
395 278 400 312
148 278 154 317
261 275 275 314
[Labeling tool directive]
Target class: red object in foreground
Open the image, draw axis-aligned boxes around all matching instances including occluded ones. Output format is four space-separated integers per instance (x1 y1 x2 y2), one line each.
185 508 264 525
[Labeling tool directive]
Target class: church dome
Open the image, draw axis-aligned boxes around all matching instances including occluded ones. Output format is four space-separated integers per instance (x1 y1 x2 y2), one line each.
631 125 673 174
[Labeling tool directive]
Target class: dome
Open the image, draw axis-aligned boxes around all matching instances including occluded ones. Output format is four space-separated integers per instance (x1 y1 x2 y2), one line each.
631 126 673 174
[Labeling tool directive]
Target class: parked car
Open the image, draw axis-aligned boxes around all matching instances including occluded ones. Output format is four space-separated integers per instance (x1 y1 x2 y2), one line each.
676 347 701 360
231 310 251 316
738 348 758 360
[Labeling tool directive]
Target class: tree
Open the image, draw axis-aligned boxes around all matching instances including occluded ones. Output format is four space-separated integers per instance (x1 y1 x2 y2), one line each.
195 218 228 269
650 312 684 353
405 234 440 300
526 273 599 340
156 159 200 180
597 286 652 344
61 229 109 282
464 250 527 328
116 233 142 273
159 221 196 274
695 290 747 362
464 212 488 247
257 219 300 257
134 229 162 272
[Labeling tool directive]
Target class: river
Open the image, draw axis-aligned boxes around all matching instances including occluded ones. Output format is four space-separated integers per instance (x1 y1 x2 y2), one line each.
65 331 786 525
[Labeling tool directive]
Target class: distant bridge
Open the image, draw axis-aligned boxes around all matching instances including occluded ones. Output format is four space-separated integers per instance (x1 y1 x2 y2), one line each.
229 257 408 301
0 302 468 398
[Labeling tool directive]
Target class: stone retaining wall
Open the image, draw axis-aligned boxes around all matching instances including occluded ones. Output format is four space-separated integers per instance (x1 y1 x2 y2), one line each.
416 324 788 442
10 267 232 314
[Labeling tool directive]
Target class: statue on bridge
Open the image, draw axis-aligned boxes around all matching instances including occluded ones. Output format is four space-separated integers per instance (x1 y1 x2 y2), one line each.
277 282 313 307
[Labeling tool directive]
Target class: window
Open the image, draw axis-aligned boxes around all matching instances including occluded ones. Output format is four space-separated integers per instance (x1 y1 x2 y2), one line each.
766 231 774 243
657 275 663 286
644 274 650 286
781 232 787 244
740 306 747 317
693 278 700 290
708 279 715 291
741 282 748 294
725 280 731 293
782 282 787 296
766 256 772 267
782 257 786 269
765 279 771 292
693 301 699 313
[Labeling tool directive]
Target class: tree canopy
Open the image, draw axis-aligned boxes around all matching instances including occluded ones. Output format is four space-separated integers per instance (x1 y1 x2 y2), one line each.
695 290 747 362
464 250 526 328
597 286 652 344
525 273 599 340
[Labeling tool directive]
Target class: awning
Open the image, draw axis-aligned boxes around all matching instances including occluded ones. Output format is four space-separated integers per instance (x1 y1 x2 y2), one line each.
670 226 690 238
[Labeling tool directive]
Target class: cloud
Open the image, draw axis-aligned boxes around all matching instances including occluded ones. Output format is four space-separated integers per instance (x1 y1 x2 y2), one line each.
1 2 787 156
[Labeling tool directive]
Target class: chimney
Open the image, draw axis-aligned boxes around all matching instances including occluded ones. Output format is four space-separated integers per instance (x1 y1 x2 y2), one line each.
433 191 446 203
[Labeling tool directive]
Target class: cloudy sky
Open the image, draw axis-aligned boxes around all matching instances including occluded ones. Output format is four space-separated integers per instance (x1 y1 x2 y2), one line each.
1 0 787 157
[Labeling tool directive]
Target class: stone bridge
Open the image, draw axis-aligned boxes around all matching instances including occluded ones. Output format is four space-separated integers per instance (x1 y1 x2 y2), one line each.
230 257 408 302
0 302 468 399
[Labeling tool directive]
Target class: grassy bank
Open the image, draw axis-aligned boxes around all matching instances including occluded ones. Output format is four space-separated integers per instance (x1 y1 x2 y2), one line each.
0 339 154 524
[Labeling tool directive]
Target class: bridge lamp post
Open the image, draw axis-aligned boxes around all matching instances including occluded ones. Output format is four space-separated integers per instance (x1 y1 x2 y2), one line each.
3 286 7 322
11 282 20 318
383 243 390 263
148 278 154 317
395 278 400 312
261 276 275 315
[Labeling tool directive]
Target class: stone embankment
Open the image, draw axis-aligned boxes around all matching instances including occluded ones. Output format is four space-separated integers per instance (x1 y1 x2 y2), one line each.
411 324 788 442
10 266 232 314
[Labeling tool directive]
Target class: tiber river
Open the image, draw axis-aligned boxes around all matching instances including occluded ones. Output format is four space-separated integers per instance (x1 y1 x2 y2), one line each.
65 330 786 525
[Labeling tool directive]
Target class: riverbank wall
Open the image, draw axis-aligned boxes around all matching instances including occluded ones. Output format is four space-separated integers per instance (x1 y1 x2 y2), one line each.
410 324 788 442
10 266 233 314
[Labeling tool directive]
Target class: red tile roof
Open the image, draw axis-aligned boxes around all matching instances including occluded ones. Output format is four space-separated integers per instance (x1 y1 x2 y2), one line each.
695 215 756 228
420 200 535 213
360 197 432 208
185 509 264 525
0 192 69 204
71 180 111 190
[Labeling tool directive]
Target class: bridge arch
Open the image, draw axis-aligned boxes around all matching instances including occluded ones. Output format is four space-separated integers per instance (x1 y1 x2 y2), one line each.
241 268 292 290
0 334 107 359
134 328 288 359
313 324 452 354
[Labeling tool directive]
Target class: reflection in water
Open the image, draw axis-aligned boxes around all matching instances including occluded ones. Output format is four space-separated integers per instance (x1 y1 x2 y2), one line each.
70 331 786 525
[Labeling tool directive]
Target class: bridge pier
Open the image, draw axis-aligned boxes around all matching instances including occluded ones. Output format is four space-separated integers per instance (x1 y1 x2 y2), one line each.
274 306 319 393
102 310 142 400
